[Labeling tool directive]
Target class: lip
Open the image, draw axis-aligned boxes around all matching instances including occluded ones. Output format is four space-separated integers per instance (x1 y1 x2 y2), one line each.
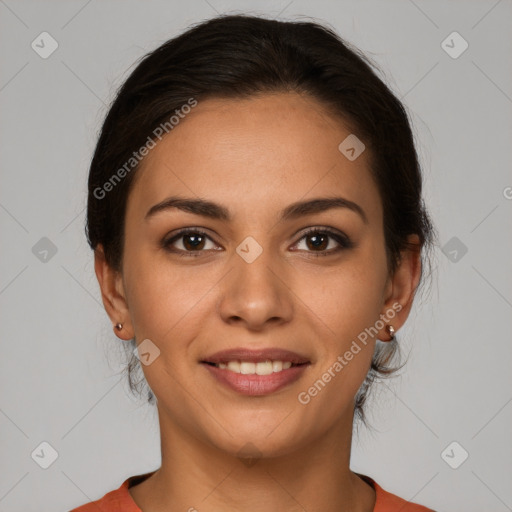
200 347 311 396
201 347 310 365
202 362 310 395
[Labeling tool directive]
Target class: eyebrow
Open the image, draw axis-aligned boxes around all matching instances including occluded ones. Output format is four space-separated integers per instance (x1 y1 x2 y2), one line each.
145 196 368 224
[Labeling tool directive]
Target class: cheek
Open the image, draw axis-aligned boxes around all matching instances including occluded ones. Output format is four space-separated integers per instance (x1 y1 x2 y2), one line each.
295 256 386 346
123 247 225 346
294 272 379 420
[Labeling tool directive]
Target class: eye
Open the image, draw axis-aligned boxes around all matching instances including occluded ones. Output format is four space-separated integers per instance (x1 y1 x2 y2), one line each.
292 227 353 256
162 228 220 257
162 226 353 258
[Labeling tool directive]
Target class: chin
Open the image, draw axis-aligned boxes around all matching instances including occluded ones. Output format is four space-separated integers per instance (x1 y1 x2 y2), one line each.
202 415 311 461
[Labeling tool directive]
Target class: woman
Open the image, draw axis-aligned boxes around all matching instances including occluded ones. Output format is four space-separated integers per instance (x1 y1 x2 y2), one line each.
71 13 437 512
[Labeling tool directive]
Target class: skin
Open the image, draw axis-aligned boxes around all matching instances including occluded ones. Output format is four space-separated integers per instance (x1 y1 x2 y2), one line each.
95 92 421 512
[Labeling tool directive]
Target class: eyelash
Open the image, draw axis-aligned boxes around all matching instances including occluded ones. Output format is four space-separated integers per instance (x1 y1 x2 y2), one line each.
162 227 354 258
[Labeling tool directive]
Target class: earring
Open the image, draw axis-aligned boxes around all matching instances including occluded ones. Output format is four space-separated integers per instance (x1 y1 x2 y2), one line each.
386 324 395 341
115 323 123 331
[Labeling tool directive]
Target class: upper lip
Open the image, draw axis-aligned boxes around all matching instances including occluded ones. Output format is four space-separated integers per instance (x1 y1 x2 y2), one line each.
201 348 310 365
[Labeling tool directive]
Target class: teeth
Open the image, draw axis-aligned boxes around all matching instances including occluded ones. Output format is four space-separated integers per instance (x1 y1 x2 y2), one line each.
272 360 283 372
213 360 297 374
240 362 256 374
227 361 240 373
256 360 273 375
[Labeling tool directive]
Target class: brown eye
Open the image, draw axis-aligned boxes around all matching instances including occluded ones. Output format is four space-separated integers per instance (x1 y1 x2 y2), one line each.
305 232 330 251
181 233 206 251
162 229 218 256
293 228 353 256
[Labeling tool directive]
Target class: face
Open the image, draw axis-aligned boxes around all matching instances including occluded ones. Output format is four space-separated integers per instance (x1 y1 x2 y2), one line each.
97 92 417 459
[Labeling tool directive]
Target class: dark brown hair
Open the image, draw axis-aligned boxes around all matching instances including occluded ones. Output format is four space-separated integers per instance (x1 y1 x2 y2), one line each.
86 14 437 427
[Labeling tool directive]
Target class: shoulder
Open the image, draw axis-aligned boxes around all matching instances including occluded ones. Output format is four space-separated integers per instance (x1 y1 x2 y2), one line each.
358 473 436 512
68 474 146 512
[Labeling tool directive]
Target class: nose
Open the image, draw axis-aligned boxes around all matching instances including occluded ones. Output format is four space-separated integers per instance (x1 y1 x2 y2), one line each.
217 247 294 331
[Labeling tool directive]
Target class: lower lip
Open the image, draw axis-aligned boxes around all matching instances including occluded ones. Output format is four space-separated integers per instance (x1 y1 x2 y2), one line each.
201 363 309 395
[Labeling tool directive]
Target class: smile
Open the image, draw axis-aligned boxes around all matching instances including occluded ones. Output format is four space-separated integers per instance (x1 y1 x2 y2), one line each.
201 360 310 395
206 360 299 375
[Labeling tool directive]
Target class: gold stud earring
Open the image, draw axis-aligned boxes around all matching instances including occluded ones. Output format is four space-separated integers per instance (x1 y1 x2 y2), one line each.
386 324 395 341
115 323 123 331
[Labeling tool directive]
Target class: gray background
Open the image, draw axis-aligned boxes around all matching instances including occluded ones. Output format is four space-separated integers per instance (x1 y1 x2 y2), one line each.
1 1 511 511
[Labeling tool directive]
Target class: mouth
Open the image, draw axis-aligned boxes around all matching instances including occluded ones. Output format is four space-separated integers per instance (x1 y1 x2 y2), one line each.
202 360 307 375
200 348 311 395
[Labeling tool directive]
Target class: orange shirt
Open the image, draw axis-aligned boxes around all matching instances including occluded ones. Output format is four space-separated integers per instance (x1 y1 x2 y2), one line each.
69 471 435 511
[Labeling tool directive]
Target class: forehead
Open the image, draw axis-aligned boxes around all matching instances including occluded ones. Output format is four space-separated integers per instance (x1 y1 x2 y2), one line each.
127 92 382 225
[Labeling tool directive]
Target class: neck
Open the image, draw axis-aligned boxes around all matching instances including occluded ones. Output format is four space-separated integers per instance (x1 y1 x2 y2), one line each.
129 405 375 512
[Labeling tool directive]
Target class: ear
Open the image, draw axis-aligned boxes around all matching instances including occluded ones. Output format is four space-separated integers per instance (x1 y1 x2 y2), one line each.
94 244 134 340
379 234 422 340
